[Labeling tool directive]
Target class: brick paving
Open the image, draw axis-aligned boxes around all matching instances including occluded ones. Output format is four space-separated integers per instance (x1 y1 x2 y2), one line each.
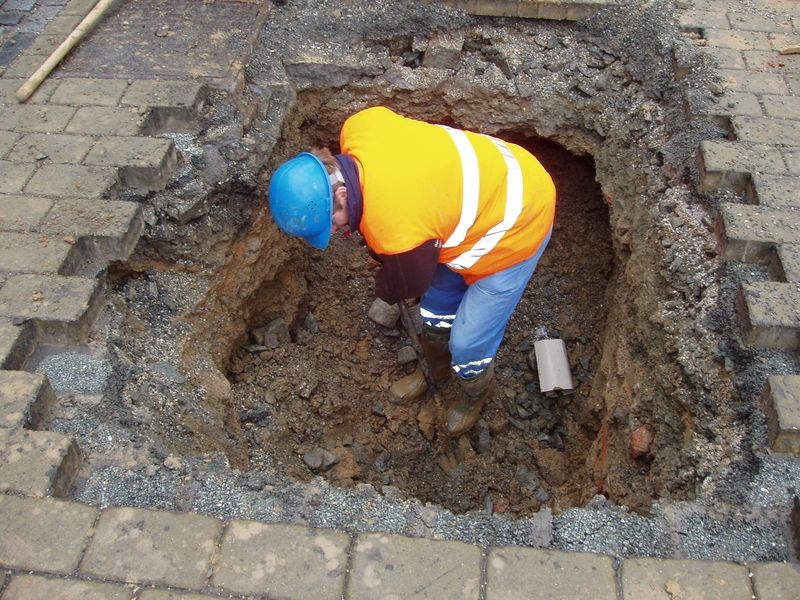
1 0 799 598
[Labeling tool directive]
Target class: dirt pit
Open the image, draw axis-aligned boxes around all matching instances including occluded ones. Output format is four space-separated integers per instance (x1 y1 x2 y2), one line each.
224 136 613 516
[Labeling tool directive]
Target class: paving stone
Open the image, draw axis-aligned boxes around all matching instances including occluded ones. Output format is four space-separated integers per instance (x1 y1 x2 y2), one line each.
751 562 800 599
703 28 772 51
60 0 99 16
121 80 207 109
728 12 793 33
718 67 791 95
678 9 730 31
0 193 53 231
66 106 146 135
760 375 800 454
213 520 349 599
782 146 800 176
0 76 57 103
49 77 129 106
37 11 83 37
733 115 800 146
0 574 134 600
697 140 785 192
0 230 76 273
714 91 763 117
0 317 35 369
0 160 36 192
0 495 97 573
486 547 616 600
22 33 63 55
717 203 800 264
752 174 800 207
0 129 18 158
0 370 54 428
8 131 93 162
84 136 177 191
0 273 104 342
81 506 223 589
776 244 800 283
139 590 218 600
620 558 751 600
0 427 82 496
700 46 746 70
0 103 75 132
738 281 800 351
25 163 118 198
348 532 481 600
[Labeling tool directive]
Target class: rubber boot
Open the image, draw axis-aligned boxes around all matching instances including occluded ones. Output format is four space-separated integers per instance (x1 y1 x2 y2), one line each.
389 327 451 403
420 326 452 386
445 363 495 436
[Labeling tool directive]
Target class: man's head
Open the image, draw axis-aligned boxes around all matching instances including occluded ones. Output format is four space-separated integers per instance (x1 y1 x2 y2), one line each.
268 149 348 249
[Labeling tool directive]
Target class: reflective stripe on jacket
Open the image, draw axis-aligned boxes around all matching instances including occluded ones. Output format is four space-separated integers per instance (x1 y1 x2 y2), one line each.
340 107 556 284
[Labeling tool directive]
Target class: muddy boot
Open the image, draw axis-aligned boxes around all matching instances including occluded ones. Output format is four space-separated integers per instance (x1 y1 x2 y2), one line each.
445 363 495 436
390 327 452 404
420 326 452 386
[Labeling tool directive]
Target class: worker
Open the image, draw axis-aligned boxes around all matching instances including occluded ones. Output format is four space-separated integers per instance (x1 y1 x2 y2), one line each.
268 106 556 436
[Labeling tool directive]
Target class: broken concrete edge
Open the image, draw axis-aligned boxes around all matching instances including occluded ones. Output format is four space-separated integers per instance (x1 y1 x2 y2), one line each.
424 0 615 21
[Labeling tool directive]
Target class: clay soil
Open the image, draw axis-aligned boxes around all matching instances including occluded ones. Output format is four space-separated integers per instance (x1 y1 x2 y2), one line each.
224 137 614 516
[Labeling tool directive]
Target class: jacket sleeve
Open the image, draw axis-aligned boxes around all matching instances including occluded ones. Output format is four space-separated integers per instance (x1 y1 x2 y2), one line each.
372 239 440 304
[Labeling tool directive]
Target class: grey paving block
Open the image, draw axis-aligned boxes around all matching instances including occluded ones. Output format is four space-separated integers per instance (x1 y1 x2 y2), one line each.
25 163 118 198
762 94 800 120
0 160 37 193
718 67 791 95
0 193 52 231
697 140 785 193
0 317 35 370
0 129 19 158
84 136 177 191
8 131 94 163
717 203 800 264
49 77 130 106
348 532 481 600
213 520 349 599
81 506 223 589
620 558 751 600
1 574 134 600
486 547 616 600
139 590 215 600
738 281 800 350
0 77 57 104
0 273 104 342
0 495 97 574
751 562 800 599
0 104 76 133
0 427 83 497
776 244 800 282
760 375 800 454
66 106 146 136
752 174 800 207
733 115 800 146
0 370 54 429
0 231 76 273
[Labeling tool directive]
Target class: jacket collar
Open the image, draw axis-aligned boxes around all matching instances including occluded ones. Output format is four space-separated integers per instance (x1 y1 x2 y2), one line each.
334 153 363 234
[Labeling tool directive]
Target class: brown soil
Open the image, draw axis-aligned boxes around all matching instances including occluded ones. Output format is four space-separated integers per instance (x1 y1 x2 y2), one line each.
222 137 615 516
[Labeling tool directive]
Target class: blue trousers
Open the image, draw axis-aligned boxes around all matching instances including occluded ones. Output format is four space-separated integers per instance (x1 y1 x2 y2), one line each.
420 231 551 379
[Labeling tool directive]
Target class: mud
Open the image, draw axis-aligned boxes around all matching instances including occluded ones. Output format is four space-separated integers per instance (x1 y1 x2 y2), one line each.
33 0 800 560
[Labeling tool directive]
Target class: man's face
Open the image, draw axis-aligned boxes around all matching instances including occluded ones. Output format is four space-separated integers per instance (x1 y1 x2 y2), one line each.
331 185 349 234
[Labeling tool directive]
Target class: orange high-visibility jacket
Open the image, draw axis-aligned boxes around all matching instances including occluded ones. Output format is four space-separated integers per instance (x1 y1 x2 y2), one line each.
340 107 556 284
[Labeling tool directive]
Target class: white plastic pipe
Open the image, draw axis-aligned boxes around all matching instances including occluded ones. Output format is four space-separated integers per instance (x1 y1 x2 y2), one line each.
534 338 573 393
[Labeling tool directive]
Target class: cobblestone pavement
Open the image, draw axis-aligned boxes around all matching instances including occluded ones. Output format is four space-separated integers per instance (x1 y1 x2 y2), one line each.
1 0 800 598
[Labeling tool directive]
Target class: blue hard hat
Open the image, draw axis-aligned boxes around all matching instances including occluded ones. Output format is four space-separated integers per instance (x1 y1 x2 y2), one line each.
268 152 332 250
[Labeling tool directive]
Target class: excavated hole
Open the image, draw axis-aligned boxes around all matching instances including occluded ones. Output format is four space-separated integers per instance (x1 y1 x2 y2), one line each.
221 126 613 516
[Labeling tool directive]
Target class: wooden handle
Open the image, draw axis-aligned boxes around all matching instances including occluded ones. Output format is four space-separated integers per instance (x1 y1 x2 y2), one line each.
15 0 117 103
